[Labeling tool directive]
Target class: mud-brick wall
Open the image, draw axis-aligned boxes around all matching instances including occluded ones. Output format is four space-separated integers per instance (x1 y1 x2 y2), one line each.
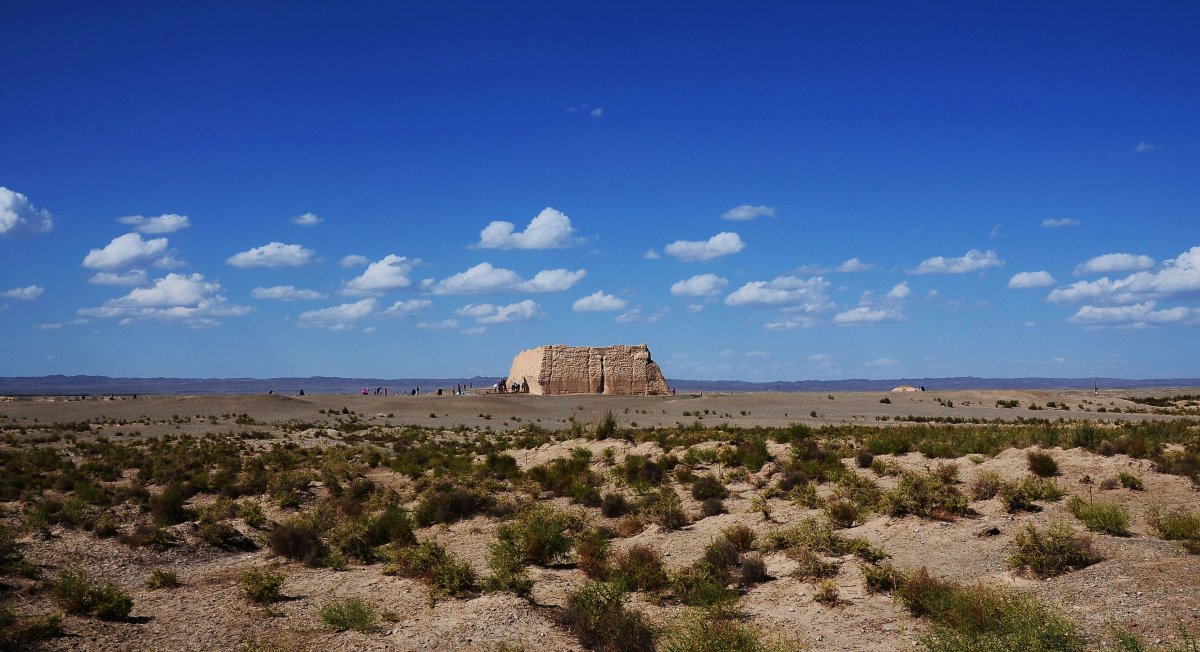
505 344 669 395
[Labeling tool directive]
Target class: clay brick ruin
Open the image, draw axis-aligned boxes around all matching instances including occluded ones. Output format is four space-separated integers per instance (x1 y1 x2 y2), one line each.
506 344 669 395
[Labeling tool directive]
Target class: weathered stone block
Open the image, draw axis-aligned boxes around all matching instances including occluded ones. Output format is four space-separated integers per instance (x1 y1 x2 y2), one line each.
506 344 668 395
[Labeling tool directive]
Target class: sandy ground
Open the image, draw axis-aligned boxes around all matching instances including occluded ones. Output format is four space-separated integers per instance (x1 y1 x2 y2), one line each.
1 389 1198 651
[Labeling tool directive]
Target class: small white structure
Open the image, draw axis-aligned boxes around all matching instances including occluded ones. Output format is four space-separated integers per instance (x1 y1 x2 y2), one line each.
891 385 922 392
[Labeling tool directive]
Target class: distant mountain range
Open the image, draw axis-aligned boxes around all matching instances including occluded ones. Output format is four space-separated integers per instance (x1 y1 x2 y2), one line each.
2 375 1198 395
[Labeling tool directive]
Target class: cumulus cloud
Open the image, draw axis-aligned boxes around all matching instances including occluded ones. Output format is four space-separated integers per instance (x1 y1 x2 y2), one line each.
615 306 669 324
1049 246 1200 305
342 255 418 295
1073 253 1155 275
427 262 586 295
251 286 327 301
476 207 580 250
909 249 1003 275
834 306 904 324
590 107 604 117
291 212 322 226
836 257 876 272
1 285 43 300
643 249 661 260
33 318 89 330
82 233 178 271
0 187 53 237
886 282 912 300
1042 218 1081 228
456 299 542 324
670 274 728 297
88 270 148 286
117 214 190 234
340 254 369 268
78 273 252 327
1068 301 1195 327
725 276 832 311
864 357 899 367
297 298 376 330
1134 141 1157 153
722 204 776 221
1008 271 1056 289
573 291 627 312
384 299 432 317
226 242 317 269
664 232 745 262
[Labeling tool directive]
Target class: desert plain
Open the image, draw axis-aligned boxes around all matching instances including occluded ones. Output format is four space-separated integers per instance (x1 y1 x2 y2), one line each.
1 387 1198 651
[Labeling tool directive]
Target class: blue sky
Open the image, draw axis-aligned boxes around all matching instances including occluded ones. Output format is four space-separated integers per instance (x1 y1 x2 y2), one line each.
1 2 1198 380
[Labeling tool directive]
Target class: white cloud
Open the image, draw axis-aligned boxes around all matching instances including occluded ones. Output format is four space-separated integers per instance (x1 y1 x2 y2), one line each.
590 107 604 117
456 299 542 323
764 316 818 330
342 255 418 295
1074 252 1155 275
476 207 580 250
1041 218 1081 228
1068 301 1195 327
670 274 728 297
252 286 327 301
1007 271 1056 289
573 291 628 312
909 249 1003 275
725 276 832 311
297 298 376 330
1134 141 1157 153
864 357 899 367
1049 246 1200 305
1024 321 1037 328
384 299 432 317
88 270 148 286
462 326 486 335
833 306 904 324
615 306 668 324
428 262 586 295
664 232 745 262
78 273 252 326
836 257 876 272
886 282 912 300
226 242 317 269
0 187 53 237
33 318 89 330
722 204 776 221
417 318 459 331
643 249 661 260
745 351 768 358
117 214 190 234
686 303 705 312
291 212 322 226
340 254 369 268
82 233 174 271
1 285 43 300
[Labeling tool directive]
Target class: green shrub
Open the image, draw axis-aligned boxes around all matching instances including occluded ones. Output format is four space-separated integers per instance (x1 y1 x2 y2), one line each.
659 610 802 652
1148 507 1200 554
0 607 63 647
722 524 756 552
145 568 180 589
1067 496 1131 536
690 475 727 500
825 498 859 529
483 538 533 596
238 499 267 528
1007 521 1103 577
861 562 905 593
671 563 738 607
595 410 620 440
494 505 576 566
970 471 1003 500
50 569 133 620
897 568 1084 652
703 538 740 573
200 521 258 551
1117 472 1145 491
562 581 656 652
150 484 191 525
389 540 476 599
998 477 1063 513
641 487 687 530
813 579 839 605
856 450 875 468
881 470 969 519
577 528 612 579
609 544 669 592
239 567 285 604
318 598 376 632
789 547 840 580
763 516 885 562
1026 451 1058 478
1109 626 1200 651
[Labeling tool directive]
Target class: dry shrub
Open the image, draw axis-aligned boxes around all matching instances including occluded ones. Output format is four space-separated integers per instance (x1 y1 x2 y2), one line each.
609 544 668 592
1007 521 1103 577
722 524 756 552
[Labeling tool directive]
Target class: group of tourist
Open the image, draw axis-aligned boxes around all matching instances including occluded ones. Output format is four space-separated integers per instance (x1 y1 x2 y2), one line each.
494 378 530 394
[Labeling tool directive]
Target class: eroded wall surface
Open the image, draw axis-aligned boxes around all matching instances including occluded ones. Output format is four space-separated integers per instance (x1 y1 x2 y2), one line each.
505 344 668 395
